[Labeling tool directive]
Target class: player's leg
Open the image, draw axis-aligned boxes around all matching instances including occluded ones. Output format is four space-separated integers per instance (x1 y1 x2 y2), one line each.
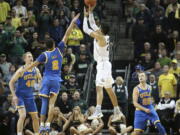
16 97 26 135
70 126 79 135
88 69 104 119
150 109 167 135
25 98 40 135
17 107 26 135
131 110 147 135
29 113 39 135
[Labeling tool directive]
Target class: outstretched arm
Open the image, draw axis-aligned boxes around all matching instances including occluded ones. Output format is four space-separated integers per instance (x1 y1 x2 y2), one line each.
88 6 100 32
83 7 105 46
62 13 80 44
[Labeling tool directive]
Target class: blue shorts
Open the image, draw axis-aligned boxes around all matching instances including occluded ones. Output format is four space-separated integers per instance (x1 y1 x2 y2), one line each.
134 108 160 132
17 96 37 113
39 77 60 98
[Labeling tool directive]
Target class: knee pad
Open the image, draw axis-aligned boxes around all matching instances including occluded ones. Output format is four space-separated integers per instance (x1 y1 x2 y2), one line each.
155 122 167 135
40 97 48 115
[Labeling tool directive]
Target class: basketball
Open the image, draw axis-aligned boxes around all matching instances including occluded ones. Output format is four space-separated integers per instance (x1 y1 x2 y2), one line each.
84 0 97 7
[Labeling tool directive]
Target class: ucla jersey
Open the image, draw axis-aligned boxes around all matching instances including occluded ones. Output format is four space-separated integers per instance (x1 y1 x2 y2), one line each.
137 85 152 108
16 67 36 97
37 41 64 81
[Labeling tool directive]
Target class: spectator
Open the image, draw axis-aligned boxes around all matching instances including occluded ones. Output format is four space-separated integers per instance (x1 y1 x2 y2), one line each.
9 29 28 65
3 16 16 34
55 0 71 18
132 17 148 57
4 64 16 84
56 92 72 119
62 47 73 67
77 44 92 61
165 0 180 19
151 24 167 50
168 30 179 53
148 74 159 104
71 91 87 114
38 4 52 39
108 114 132 135
131 64 144 82
141 53 154 70
136 4 152 26
113 76 128 117
13 0 27 18
156 92 175 133
71 0 81 14
68 106 92 135
50 107 68 135
148 61 163 78
11 9 21 29
173 99 180 134
0 53 11 77
158 65 177 98
74 52 90 86
86 106 104 135
157 49 171 66
49 18 65 44
169 59 180 78
0 0 11 23
56 9 70 29
64 74 79 95
26 0 38 16
139 42 155 61
67 13 83 53
61 64 70 84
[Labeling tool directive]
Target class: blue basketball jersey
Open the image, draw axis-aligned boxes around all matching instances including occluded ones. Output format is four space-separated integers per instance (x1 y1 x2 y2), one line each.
137 86 152 108
36 41 65 81
16 67 37 97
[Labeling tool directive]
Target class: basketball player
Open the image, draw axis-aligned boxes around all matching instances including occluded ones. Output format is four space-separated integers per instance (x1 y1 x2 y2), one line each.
131 71 167 135
21 13 80 133
83 6 122 121
9 52 41 135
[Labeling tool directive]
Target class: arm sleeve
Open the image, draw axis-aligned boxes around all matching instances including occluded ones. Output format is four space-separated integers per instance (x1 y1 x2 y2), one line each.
57 41 66 54
83 17 93 35
36 53 46 63
89 13 100 31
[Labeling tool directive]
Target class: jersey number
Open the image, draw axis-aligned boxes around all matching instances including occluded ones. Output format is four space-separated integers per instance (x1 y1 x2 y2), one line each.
52 60 59 70
26 80 35 87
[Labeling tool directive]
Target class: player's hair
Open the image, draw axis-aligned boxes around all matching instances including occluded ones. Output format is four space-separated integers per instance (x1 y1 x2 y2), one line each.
23 52 32 60
45 38 55 49
101 23 109 35
138 71 146 76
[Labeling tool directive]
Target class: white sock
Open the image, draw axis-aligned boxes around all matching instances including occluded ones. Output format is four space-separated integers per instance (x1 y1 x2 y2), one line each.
96 105 101 112
45 122 50 127
40 122 44 126
17 133 22 135
114 106 120 114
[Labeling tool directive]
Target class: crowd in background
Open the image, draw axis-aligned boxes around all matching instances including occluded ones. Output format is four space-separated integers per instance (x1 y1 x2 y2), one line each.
0 0 180 135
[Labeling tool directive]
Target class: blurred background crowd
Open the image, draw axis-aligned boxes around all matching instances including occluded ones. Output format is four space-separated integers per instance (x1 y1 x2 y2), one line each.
0 0 179 135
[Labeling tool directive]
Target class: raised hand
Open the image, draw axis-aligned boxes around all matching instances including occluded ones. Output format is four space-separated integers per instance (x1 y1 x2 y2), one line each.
84 7 89 17
71 13 80 24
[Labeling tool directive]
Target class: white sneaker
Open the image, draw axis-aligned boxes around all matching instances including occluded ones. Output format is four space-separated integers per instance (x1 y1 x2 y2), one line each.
88 111 103 120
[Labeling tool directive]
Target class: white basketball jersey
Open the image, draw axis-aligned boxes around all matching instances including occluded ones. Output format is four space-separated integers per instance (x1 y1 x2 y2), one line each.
93 35 110 62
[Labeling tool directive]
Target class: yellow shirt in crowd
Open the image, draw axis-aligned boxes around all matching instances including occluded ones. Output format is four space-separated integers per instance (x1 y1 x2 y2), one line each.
165 3 180 19
158 73 177 98
67 28 83 46
0 1 10 23
169 67 180 76
11 17 21 29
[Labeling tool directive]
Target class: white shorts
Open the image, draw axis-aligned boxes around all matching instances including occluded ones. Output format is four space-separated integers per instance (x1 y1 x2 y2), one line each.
96 61 114 88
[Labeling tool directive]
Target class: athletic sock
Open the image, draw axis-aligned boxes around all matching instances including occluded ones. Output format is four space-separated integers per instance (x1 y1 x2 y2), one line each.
17 133 22 135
